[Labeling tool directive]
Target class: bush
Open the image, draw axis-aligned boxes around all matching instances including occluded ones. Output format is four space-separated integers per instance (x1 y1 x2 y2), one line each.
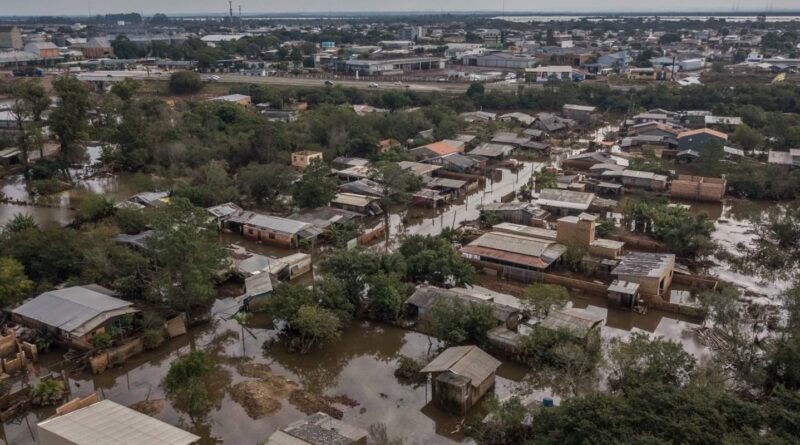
91 332 114 350
143 328 164 350
394 355 427 386
31 379 66 406
168 71 203 95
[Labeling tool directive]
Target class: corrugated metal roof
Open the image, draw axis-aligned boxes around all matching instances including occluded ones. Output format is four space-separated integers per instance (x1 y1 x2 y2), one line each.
612 252 675 278
538 308 604 338
469 232 553 258
331 192 376 207
12 286 135 335
421 346 501 388
537 188 595 211
246 214 311 234
406 285 520 323
37 399 199 445
244 272 273 297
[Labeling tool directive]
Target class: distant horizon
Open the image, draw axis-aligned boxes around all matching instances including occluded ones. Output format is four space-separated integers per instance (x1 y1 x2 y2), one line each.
3 10 800 17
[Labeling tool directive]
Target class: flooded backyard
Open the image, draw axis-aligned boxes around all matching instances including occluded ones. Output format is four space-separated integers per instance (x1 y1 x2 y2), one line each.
0 155 789 444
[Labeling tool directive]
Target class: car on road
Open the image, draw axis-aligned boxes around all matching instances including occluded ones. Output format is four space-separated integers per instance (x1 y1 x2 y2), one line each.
393 81 403 86
368 82 379 88
324 80 335 86
437 77 449 82
207 75 221 82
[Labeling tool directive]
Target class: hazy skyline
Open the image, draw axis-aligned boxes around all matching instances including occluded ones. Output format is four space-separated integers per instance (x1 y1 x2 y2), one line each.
2 0 797 16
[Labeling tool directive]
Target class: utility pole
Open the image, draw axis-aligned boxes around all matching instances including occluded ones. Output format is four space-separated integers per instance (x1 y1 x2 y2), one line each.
238 5 242 26
228 0 234 25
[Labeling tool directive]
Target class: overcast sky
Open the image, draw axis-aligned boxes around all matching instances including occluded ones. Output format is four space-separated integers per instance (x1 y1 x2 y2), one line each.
2 1 796 16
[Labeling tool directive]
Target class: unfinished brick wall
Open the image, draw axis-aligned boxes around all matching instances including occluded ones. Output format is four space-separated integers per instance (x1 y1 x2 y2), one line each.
670 175 726 202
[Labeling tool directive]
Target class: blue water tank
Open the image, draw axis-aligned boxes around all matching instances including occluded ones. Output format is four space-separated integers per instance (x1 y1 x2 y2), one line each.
542 397 554 408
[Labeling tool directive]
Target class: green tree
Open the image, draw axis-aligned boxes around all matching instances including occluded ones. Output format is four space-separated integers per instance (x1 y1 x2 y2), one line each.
291 305 342 353
608 332 696 392
168 71 203 95
368 161 422 247
74 193 116 225
174 160 239 207
697 139 725 176
110 77 140 102
430 298 496 345
145 198 229 314
293 158 336 208
238 162 294 207
522 283 569 319
367 272 412 322
10 80 51 180
0 257 33 308
730 124 763 152
399 235 473 286
164 350 213 420
49 76 91 177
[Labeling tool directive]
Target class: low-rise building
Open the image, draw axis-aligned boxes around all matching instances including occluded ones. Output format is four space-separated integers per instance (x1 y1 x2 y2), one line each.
23 42 60 58
620 170 668 191
468 143 514 160
479 202 550 226
81 37 113 58
406 285 521 330
670 175 726 202
330 193 382 215
536 188 596 216
562 104 596 124
676 128 728 152
608 280 641 310
421 346 501 414
11 285 140 350
612 252 676 298
0 26 23 49
291 150 323 169
525 66 584 82
208 94 251 106
461 231 567 272
767 149 800 168
37 398 199 445
265 412 368 445
239 213 320 247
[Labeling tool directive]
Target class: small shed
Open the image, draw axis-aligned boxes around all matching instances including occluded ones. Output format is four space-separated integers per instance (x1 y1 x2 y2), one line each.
406 285 521 330
421 346 501 414
608 280 640 310
538 308 604 340
240 272 274 312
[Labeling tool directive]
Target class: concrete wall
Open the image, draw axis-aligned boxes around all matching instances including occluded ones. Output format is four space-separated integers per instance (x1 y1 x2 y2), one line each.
670 175 726 201
242 225 296 247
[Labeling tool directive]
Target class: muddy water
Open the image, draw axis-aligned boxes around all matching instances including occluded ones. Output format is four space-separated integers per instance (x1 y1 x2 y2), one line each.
1 303 532 445
0 157 781 445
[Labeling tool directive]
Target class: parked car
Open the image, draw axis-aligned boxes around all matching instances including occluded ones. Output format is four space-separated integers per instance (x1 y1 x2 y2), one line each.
207 75 221 82
324 80 335 86
368 82 379 88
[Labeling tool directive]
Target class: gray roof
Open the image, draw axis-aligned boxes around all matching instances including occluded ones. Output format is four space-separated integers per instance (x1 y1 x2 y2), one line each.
270 412 368 445
612 252 675 278
407 285 520 323
0 51 41 63
468 143 514 158
37 399 199 445
537 188 595 211
538 308 604 338
563 104 597 112
608 280 640 295
246 214 311 235
207 202 243 219
243 272 273 297
420 345 501 387
12 286 136 336
113 230 155 250
468 232 566 262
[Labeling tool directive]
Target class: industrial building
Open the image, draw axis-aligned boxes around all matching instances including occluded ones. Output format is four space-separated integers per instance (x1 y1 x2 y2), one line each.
339 57 446 75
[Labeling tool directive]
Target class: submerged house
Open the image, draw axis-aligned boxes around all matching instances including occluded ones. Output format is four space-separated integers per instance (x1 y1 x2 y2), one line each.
330 193 382 215
460 232 567 272
406 285 521 330
612 252 675 299
479 202 550 226
232 213 320 247
421 346 501 414
11 285 139 350
265 412 368 445
537 308 604 341
536 188 596 216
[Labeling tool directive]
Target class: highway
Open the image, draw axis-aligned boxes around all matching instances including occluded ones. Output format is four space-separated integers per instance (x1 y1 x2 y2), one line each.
207 73 474 93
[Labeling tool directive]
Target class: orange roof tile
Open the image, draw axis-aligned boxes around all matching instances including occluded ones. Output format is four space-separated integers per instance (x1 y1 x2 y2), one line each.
424 141 460 156
677 128 728 140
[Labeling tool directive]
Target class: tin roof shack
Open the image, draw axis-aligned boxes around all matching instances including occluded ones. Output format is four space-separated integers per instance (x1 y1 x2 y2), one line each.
492 222 557 241
409 140 463 160
562 104 596 124
556 213 624 259
289 206 363 231
461 232 567 272
612 252 675 299
670 175 726 202
265 412 368 445
421 346 501 415
608 280 641 310
239 272 274 312
239 213 319 248
537 308 604 340
330 193 382 216
37 398 199 445
536 188 595 216
406 285 522 331
398 161 441 178
11 286 139 350
620 170 668 191
479 202 550 227
207 202 244 224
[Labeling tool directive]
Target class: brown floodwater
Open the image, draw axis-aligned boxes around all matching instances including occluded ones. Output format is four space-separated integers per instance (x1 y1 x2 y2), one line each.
0 156 783 445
